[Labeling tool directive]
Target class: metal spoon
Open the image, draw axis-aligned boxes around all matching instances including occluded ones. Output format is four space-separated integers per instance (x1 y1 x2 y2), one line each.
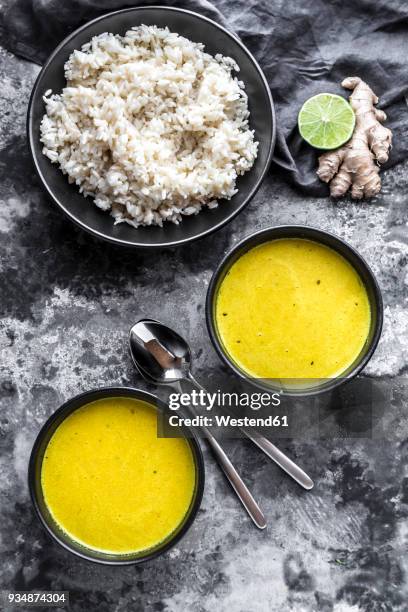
129 319 266 529
129 319 314 492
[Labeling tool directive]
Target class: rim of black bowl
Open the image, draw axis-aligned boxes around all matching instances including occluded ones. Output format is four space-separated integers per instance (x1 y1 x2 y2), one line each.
28 387 205 565
27 6 276 249
205 225 384 397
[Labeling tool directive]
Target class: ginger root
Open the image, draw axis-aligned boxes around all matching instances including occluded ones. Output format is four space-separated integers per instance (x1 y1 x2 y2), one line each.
317 77 392 199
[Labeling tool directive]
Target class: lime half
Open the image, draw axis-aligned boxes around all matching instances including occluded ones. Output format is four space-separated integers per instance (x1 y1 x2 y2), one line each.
298 93 355 150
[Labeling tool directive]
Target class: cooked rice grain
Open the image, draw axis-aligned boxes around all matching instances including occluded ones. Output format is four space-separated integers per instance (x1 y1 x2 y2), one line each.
40 25 258 228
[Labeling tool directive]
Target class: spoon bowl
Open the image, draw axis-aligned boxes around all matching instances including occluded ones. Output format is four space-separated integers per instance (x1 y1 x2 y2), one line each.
129 319 192 384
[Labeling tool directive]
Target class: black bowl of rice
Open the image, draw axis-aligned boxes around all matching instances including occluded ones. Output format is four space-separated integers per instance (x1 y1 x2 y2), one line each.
27 7 276 248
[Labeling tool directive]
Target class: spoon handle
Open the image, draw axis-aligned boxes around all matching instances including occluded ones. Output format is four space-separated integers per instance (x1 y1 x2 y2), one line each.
187 373 313 491
242 430 314 490
203 432 266 530
179 379 266 530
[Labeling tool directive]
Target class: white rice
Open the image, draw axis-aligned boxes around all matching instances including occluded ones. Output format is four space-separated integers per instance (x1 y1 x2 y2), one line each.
40 25 258 228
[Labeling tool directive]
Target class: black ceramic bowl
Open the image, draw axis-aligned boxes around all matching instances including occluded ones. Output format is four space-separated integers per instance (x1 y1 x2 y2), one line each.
28 387 205 565
206 226 383 396
27 6 275 248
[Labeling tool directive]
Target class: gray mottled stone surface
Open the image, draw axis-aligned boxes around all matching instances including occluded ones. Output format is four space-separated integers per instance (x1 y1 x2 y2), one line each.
0 23 408 612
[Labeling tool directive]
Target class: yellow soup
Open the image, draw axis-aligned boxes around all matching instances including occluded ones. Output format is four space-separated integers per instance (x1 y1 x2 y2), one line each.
41 397 196 555
215 238 371 380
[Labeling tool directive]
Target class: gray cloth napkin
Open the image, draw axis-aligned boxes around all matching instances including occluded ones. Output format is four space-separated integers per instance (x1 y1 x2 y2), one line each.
2 0 408 196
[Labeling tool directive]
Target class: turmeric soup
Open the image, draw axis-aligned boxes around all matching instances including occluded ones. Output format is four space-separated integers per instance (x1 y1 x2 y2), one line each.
41 397 196 555
215 239 371 380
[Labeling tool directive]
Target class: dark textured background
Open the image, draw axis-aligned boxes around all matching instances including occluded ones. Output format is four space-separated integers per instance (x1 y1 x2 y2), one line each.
0 1 408 610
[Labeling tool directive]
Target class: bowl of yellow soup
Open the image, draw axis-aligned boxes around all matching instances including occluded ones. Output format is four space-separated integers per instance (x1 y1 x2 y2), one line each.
206 226 383 395
29 387 204 564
